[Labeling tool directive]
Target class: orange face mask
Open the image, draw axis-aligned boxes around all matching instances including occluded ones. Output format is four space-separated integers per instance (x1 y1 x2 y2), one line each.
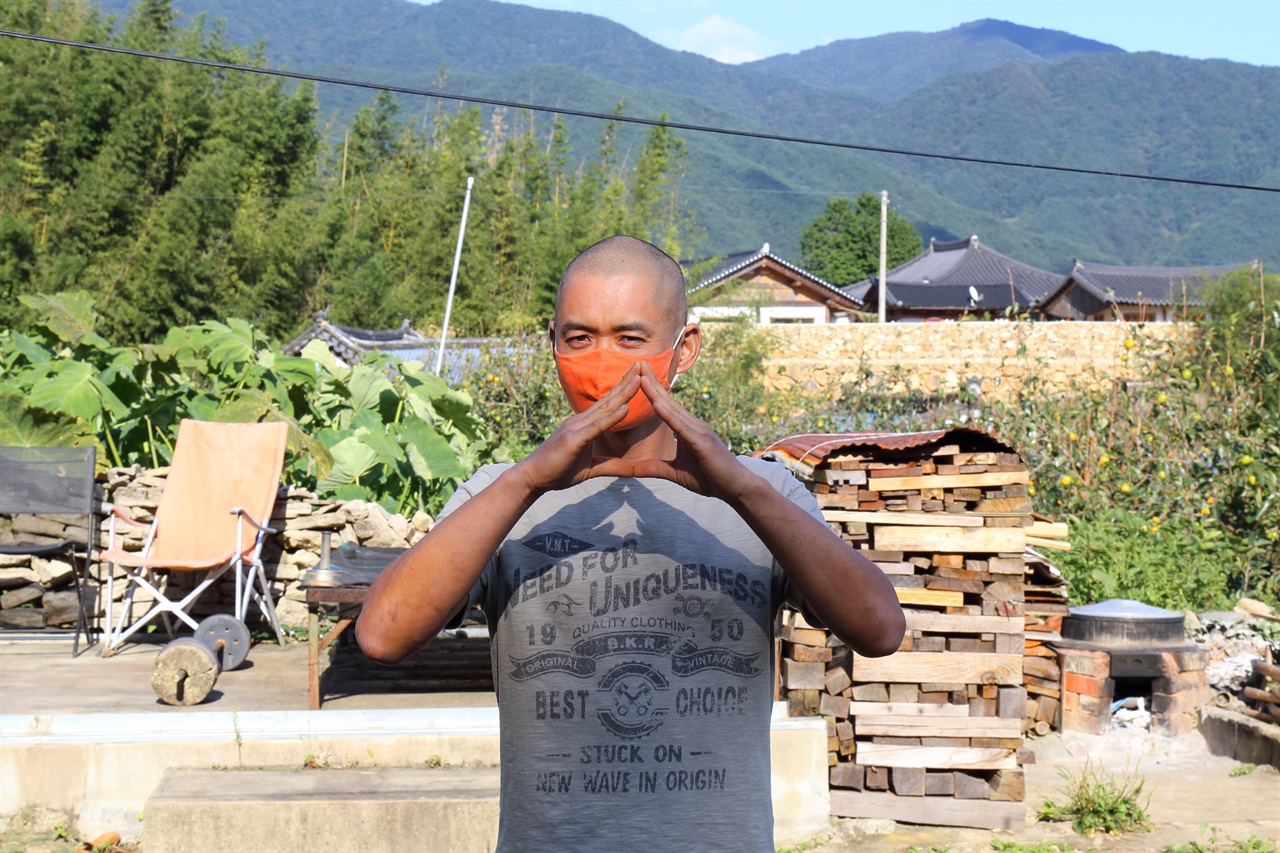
554 329 685 433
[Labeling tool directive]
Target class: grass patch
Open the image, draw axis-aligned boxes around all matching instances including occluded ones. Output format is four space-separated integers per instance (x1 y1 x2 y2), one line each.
1036 762 1151 836
1165 826 1277 853
991 840 1076 853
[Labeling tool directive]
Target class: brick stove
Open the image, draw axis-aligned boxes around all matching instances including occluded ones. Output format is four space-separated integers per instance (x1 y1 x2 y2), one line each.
1051 599 1208 736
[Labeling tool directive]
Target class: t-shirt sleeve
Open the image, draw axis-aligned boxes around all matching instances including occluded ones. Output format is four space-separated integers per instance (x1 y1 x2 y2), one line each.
435 463 511 629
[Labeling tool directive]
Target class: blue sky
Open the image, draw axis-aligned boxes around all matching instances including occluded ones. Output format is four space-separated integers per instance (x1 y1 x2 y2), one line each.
475 0 1279 67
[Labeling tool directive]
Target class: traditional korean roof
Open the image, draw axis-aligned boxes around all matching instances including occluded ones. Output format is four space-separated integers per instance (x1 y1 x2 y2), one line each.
281 310 506 381
846 236 1064 313
686 243 863 313
283 310 430 364
1040 259 1255 319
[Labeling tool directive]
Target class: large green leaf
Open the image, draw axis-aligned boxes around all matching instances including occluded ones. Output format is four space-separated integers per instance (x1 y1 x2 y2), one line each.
357 426 406 470
204 321 257 370
5 332 52 365
0 390 94 447
316 435 380 493
403 419 467 481
348 365 395 414
17 291 96 345
26 361 128 422
301 339 347 378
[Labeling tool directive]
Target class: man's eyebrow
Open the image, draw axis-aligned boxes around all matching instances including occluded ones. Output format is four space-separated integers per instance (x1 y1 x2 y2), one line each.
558 320 656 335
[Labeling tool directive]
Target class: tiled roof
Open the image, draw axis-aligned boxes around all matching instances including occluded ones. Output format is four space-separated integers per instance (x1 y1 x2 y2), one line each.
686 244 861 310
846 236 1064 312
282 312 509 382
1058 259 1253 308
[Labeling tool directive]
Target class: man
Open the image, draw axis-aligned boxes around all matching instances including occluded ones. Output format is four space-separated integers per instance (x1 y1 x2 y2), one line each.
357 235 905 851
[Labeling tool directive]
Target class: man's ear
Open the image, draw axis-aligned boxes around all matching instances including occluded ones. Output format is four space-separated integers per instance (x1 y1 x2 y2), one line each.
548 321 556 347
672 323 701 380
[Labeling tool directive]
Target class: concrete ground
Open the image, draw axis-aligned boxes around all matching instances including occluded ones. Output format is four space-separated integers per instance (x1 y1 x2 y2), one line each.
0 636 495 715
3 638 1278 852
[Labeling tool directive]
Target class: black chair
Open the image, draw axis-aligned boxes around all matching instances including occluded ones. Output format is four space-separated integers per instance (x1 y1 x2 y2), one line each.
0 446 97 656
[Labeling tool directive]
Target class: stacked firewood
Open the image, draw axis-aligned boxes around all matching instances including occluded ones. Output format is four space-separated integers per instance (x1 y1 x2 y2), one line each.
764 431 1030 830
1246 660 1280 726
1023 547 1070 734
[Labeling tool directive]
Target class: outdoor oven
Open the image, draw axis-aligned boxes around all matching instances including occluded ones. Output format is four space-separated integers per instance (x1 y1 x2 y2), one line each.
1050 599 1209 736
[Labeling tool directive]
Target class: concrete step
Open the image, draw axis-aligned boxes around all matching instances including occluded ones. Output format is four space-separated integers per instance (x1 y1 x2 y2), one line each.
144 767 500 853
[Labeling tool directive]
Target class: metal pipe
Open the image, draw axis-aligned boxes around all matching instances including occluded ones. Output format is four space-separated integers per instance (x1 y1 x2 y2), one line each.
878 190 889 323
436 176 475 376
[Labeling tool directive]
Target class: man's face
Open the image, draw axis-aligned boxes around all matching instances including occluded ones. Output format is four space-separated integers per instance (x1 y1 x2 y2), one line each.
552 270 679 357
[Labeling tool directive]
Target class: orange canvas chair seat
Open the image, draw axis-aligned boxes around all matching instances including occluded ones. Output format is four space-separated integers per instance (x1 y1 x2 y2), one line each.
101 419 289 655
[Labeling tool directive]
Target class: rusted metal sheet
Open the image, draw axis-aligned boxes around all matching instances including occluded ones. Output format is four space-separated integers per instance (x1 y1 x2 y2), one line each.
753 427 1016 473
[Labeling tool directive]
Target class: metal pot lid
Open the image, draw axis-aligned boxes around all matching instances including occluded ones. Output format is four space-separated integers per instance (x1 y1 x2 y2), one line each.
1068 598 1181 622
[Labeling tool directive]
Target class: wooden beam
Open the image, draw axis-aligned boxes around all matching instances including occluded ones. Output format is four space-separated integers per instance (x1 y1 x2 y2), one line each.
1027 536 1071 551
904 611 1023 635
894 588 964 607
823 510 984 528
1027 520 1069 538
853 652 1022 685
864 472 1029 492
831 790 1025 830
855 716 1022 738
854 743 1018 770
877 526 1026 553
847 702 969 717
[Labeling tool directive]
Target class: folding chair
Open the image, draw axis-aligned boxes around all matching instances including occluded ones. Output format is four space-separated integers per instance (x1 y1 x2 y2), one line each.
100 420 289 656
0 446 97 656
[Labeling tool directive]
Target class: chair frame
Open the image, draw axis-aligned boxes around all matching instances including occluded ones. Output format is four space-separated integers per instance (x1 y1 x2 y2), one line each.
0 445 97 657
101 503 285 653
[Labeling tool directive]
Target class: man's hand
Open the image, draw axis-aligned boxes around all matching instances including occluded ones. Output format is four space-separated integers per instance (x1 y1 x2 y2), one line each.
512 363 645 494
625 362 759 503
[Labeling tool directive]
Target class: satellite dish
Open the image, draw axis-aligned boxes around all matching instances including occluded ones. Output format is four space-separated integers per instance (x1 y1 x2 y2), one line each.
969 286 983 302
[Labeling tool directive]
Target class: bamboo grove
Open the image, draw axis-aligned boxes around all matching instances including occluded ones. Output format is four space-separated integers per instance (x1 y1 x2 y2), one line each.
0 0 701 344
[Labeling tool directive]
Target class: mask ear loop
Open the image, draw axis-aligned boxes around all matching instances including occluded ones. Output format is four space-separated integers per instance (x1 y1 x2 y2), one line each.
669 325 690 387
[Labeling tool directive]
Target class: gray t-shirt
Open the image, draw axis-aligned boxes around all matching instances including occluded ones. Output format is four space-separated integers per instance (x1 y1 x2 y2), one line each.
438 456 824 852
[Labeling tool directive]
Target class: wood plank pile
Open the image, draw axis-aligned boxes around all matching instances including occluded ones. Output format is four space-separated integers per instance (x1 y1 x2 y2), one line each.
1023 545 1070 735
1245 660 1280 727
763 430 1031 831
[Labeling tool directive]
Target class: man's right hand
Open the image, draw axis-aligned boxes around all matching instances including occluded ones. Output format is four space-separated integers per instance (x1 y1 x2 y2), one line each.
512 363 643 494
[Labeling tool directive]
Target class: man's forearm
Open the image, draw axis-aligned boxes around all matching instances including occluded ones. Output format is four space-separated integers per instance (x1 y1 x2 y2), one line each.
727 472 905 657
356 466 540 663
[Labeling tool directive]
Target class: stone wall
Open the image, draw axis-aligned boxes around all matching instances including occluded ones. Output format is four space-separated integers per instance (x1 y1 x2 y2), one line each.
0 467 432 634
741 321 1195 402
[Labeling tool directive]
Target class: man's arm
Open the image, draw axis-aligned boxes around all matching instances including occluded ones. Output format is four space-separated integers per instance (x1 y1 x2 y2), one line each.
633 365 906 657
356 367 647 664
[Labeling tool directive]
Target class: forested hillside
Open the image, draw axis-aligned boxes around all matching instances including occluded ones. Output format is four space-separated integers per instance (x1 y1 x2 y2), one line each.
85 0 1278 269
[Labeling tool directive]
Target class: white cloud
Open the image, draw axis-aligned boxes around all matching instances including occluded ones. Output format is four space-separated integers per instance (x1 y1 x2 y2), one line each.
675 14 772 64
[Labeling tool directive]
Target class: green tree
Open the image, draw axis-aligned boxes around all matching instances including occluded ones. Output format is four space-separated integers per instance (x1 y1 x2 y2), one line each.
799 194 923 286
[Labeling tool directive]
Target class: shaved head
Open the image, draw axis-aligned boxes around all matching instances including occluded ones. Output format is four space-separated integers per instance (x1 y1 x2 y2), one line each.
557 235 687 335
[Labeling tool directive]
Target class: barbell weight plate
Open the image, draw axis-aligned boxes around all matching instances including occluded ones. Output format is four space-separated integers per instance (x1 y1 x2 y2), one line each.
195 614 252 671
152 638 219 706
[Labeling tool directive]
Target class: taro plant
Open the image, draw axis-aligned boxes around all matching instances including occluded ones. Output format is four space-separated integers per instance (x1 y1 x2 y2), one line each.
0 292 499 515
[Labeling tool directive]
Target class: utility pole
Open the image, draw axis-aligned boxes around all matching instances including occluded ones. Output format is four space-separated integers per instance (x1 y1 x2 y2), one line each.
878 190 889 323
435 176 475 376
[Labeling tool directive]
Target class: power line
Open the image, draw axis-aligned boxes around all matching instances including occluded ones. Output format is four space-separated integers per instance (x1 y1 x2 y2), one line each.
2 28 1277 195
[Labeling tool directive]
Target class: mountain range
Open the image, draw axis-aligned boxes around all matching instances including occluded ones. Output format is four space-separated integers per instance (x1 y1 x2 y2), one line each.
92 0 1280 271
